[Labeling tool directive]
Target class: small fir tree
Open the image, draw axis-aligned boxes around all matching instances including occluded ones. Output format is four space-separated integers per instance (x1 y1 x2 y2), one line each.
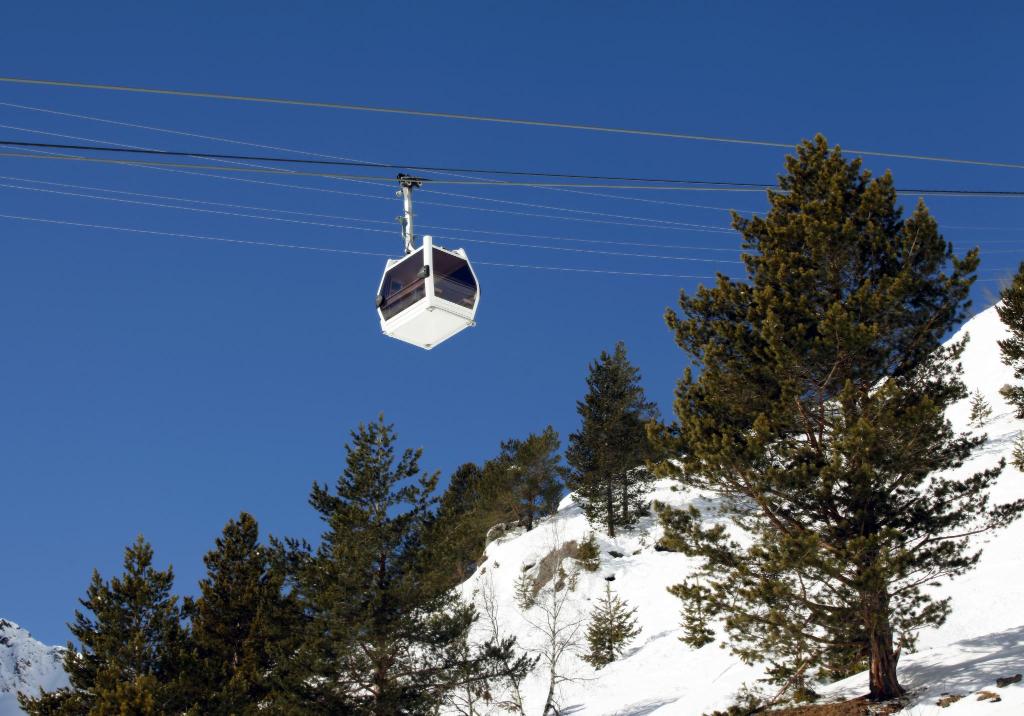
20 536 189 715
514 571 536 610
969 389 993 428
654 136 1024 700
567 342 660 537
583 584 641 668
576 532 601 572
997 261 1024 417
671 576 715 649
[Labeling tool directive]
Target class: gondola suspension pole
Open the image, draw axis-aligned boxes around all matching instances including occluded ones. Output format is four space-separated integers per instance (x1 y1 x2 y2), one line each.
397 173 422 254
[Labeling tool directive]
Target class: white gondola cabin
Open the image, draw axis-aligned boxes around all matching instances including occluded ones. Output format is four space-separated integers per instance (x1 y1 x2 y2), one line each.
376 235 479 350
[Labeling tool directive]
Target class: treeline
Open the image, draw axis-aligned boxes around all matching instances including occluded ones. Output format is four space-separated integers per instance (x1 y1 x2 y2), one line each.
22 345 663 715
24 135 1024 714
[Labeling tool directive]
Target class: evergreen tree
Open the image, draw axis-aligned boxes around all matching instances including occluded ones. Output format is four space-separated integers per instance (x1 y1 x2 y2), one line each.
567 343 659 537
997 261 1024 417
426 462 499 590
291 416 529 714
428 432 569 591
583 584 640 668
968 389 993 428
20 536 189 715
184 512 303 715
514 572 536 610
575 532 601 572
654 136 1024 700
1013 432 1024 471
492 426 567 531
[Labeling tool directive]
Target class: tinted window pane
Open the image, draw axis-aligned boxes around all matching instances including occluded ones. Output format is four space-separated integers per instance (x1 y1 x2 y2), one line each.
432 250 477 309
380 251 426 319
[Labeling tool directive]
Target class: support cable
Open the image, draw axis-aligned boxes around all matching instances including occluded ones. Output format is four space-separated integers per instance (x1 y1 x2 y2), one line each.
2 76 1022 170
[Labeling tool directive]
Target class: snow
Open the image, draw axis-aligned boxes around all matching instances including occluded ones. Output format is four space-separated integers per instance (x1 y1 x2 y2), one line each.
455 303 1024 714
459 482 764 714
0 620 67 715
4 304 1023 714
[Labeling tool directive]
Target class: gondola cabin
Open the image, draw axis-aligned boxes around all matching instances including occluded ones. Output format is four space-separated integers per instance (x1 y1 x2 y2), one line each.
376 236 479 350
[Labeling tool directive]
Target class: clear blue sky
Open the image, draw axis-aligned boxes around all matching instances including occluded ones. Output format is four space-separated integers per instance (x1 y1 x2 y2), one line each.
2 2 1022 644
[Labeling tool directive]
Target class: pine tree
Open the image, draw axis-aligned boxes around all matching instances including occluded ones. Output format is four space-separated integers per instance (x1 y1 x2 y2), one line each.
425 461 513 591
968 389 993 428
492 426 567 531
20 536 189 715
583 584 640 668
654 136 1024 700
567 343 659 537
291 416 529 714
997 261 1024 418
184 512 303 715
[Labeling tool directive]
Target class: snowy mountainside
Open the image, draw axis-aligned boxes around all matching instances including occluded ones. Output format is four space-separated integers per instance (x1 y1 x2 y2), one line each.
459 481 764 715
458 304 1024 714
0 620 67 715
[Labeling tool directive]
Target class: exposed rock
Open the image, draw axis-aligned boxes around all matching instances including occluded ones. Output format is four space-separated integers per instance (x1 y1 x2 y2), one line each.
996 673 1022 688
936 693 964 707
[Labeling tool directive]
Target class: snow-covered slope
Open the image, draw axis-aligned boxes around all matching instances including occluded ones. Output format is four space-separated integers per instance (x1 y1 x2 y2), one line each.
458 303 1024 714
0 620 67 715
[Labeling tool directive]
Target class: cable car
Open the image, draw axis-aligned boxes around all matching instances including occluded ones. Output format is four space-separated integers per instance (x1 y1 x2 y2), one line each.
376 234 480 349
376 175 480 350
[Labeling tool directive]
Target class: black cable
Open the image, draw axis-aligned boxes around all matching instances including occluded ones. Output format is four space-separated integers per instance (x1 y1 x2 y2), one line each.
2 140 1024 196
0 139 766 187
2 76 1023 171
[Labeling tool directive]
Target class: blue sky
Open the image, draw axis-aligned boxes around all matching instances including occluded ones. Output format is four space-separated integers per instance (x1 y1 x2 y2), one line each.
2 2 1022 644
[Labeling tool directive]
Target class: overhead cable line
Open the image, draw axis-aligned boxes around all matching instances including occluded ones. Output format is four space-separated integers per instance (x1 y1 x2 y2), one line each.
2 76 1022 170
0 212 1009 282
0 101 761 216
0 212 719 280
8 140 1024 199
0 139 767 188
0 139 763 186
0 174 743 253
0 180 744 265
8 140 740 235
0 122 740 231
3 151 1024 196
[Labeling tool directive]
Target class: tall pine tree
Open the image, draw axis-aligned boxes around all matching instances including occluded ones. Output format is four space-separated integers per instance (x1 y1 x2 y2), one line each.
997 261 1024 417
567 342 659 536
184 512 303 715
654 136 1024 701
20 536 190 715
291 416 528 714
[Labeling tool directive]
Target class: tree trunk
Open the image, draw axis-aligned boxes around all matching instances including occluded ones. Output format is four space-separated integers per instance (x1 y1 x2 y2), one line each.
866 602 904 701
621 472 629 527
606 480 615 538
